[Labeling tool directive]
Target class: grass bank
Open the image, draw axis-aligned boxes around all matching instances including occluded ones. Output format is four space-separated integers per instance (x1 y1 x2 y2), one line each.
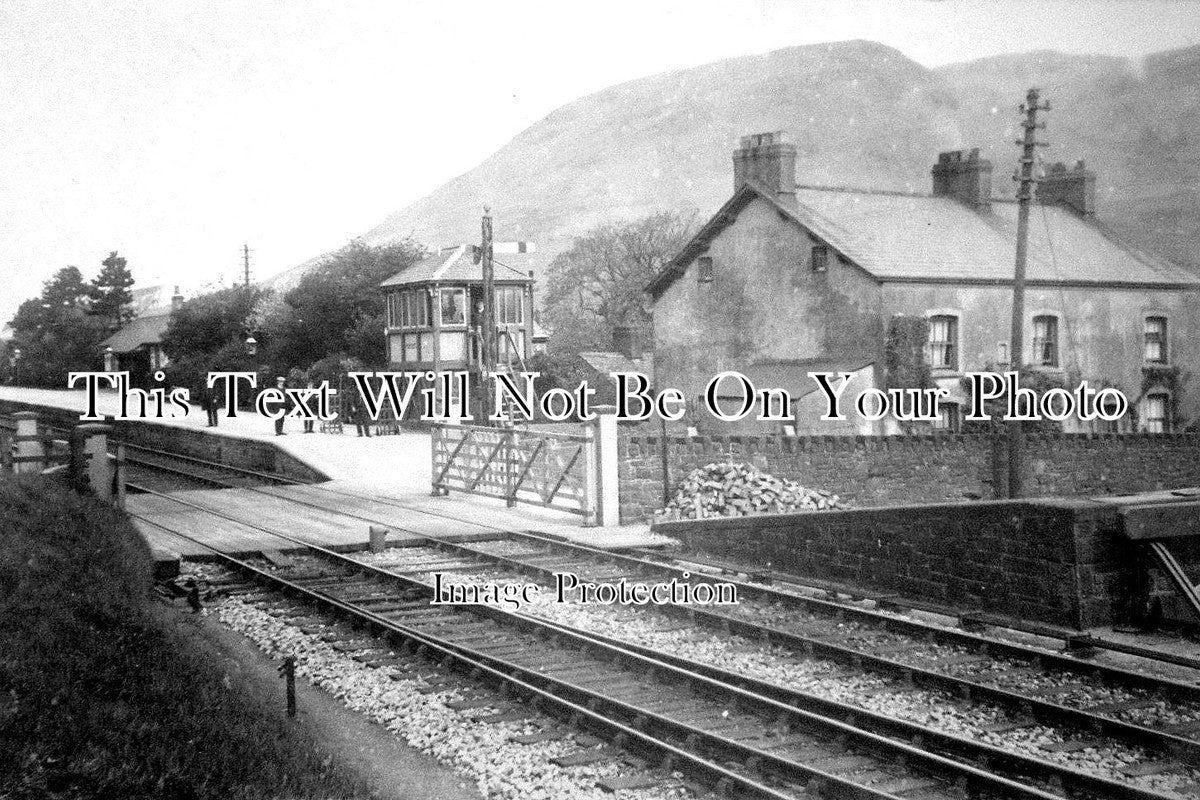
0 476 370 799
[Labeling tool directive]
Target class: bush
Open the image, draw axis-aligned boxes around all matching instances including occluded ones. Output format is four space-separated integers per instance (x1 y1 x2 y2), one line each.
0 476 368 800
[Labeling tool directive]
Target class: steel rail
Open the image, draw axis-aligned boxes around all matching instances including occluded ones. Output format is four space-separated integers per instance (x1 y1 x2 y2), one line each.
133 516 794 800
132 489 1068 800
138 473 1200 768
259 477 1200 680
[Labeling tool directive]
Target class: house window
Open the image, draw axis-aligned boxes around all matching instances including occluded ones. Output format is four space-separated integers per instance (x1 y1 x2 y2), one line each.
496 287 524 325
697 256 713 283
1144 316 1168 364
927 315 958 371
1032 315 1058 367
1144 392 1170 433
440 288 466 327
811 245 828 273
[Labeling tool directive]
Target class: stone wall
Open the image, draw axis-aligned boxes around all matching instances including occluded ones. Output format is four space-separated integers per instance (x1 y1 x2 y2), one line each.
621 429 1200 523
0 399 327 483
653 498 1148 629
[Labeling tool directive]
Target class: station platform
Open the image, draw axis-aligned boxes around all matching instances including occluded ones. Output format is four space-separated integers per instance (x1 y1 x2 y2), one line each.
0 386 428 490
0 387 672 552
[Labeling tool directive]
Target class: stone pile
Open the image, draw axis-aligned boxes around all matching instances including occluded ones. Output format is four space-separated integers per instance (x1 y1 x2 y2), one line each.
658 462 845 519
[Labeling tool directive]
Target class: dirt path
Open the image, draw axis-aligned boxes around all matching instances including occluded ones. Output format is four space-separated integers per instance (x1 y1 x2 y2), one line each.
171 602 481 800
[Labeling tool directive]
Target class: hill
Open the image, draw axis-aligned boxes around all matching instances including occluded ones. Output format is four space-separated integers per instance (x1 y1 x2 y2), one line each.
280 39 1200 288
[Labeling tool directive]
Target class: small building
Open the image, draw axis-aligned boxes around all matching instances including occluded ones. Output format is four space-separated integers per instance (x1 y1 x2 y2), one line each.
101 287 183 384
379 243 539 414
647 132 1200 435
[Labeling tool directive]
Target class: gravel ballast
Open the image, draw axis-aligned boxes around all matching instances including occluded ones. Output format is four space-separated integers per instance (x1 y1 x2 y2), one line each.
214 594 692 800
345 554 1200 799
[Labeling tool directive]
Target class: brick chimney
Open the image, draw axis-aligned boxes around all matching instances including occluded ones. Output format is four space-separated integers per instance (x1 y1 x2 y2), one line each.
612 325 643 360
931 148 993 211
171 286 184 312
733 132 797 208
1038 160 1096 217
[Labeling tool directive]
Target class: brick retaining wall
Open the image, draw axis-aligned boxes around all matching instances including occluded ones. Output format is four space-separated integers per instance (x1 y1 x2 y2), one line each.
621 430 1200 523
653 498 1153 629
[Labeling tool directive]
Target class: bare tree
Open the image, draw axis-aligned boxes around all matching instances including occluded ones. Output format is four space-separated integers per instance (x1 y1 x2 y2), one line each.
543 210 696 358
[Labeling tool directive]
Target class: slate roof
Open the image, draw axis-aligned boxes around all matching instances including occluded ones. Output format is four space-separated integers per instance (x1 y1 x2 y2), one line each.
101 312 172 354
380 245 537 288
647 181 1200 297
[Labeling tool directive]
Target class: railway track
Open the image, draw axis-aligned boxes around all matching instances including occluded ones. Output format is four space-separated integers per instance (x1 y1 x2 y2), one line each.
131 482 1195 799
138 498 1068 800
168 476 1200 779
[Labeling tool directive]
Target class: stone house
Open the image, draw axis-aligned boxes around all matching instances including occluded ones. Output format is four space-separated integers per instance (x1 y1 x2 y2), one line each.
646 132 1200 435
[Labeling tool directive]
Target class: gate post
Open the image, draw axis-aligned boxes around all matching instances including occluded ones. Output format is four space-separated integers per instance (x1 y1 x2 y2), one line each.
71 423 113 501
583 405 620 528
582 418 599 527
13 411 44 474
596 405 620 527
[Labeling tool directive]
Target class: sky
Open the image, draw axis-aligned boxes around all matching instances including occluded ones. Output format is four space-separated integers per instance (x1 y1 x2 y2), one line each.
1 0 1198 329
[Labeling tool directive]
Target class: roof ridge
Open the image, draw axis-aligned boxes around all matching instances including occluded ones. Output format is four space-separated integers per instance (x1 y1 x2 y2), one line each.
795 183 930 199
432 245 466 280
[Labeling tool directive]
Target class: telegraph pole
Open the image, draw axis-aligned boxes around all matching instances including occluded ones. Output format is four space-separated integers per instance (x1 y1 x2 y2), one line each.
480 208 496 380
242 244 252 288
1007 88 1049 498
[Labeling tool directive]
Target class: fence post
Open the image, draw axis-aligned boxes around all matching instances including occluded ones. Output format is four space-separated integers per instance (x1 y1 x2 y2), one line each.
13 411 44 475
71 423 114 501
594 405 620 527
113 443 126 509
279 656 297 718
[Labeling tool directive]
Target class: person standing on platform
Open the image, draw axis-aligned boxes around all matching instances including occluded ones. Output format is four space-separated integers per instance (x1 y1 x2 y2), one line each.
303 377 315 433
347 390 371 438
274 376 289 436
200 376 222 427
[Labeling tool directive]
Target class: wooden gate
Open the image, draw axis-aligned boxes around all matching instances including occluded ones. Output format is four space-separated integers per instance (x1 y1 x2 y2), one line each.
430 423 597 523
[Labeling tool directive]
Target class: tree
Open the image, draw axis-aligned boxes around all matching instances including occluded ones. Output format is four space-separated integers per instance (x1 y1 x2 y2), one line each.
6 267 107 386
262 239 425 370
161 285 267 393
89 251 136 332
542 211 696 359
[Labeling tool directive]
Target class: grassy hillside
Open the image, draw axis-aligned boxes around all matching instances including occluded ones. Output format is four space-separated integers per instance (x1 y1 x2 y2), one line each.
298 40 1196 287
0 476 369 800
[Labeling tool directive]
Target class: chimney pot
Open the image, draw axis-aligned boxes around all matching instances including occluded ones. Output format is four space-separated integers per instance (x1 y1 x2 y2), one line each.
1038 158 1096 216
931 148 993 211
733 131 798 208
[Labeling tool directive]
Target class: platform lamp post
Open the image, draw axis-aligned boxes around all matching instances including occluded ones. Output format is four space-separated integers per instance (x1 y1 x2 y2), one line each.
10 347 20 385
